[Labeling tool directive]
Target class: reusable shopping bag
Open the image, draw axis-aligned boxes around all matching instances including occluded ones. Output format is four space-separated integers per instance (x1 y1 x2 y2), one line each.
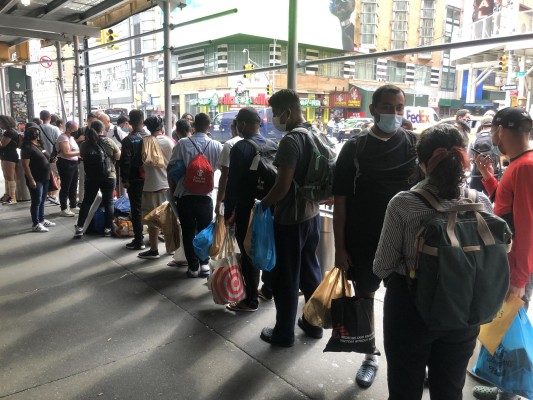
159 203 181 254
141 135 165 168
478 295 524 355
303 268 352 329
207 233 246 305
209 215 227 257
473 308 533 399
251 201 276 271
192 221 215 261
143 202 167 226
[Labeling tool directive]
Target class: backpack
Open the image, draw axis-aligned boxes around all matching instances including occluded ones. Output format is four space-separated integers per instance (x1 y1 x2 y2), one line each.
183 138 214 195
141 136 165 168
83 139 112 180
291 125 337 202
245 138 278 198
409 188 512 330
472 131 501 178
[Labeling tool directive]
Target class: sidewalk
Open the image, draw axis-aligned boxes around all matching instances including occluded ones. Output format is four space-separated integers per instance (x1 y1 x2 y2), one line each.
0 196 496 399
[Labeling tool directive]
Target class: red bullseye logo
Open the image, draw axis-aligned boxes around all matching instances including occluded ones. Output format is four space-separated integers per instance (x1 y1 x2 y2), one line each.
212 263 245 303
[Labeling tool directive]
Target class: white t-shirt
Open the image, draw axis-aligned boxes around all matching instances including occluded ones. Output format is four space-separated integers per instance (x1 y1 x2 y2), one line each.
107 125 128 149
217 136 242 169
143 135 175 192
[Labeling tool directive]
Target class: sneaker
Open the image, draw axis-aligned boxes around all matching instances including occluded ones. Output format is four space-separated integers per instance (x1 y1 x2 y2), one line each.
42 219 56 227
70 207 80 214
199 264 210 277
103 228 112 237
126 240 145 250
2 196 16 205
187 268 199 278
74 225 84 238
0 193 8 202
32 223 49 232
138 249 160 259
60 209 75 217
47 195 60 205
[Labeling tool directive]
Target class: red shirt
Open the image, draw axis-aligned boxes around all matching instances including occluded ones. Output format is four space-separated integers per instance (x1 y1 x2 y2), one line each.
482 150 533 288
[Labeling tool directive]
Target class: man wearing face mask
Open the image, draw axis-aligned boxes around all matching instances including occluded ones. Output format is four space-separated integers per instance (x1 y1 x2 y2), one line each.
473 107 533 400
332 84 417 388
259 89 324 347
455 109 472 144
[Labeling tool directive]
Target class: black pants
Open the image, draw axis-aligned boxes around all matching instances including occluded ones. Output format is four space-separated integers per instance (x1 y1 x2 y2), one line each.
235 204 259 308
77 177 116 230
57 158 79 210
271 215 322 343
127 181 144 242
176 195 213 271
384 273 479 400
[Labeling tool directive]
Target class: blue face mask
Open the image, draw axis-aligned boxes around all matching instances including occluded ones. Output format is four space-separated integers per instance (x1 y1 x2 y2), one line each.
376 114 402 133
120 126 129 133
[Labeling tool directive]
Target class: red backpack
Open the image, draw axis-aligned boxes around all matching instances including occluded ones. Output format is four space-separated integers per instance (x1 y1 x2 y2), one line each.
183 138 214 194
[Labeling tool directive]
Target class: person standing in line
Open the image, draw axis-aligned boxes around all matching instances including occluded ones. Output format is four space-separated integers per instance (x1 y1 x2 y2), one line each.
259 89 323 347
55 121 80 217
138 116 174 259
454 109 472 144
215 118 241 217
0 115 20 205
20 123 56 232
468 117 501 195
75 112 99 206
472 108 533 400
120 109 146 250
74 120 121 238
333 84 417 387
169 113 222 278
39 110 61 205
108 115 130 197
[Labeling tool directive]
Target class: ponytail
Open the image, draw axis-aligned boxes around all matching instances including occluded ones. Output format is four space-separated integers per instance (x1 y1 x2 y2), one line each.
86 128 99 145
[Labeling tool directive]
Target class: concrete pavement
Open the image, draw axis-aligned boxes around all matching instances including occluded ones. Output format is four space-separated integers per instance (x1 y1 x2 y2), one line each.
0 196 500 400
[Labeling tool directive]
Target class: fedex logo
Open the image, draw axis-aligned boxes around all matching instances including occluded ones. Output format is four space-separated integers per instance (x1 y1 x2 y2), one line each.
406 110 431 124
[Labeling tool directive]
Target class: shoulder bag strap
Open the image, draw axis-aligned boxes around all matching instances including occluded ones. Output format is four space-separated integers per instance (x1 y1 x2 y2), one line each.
40 126 54 146
188 137 203 154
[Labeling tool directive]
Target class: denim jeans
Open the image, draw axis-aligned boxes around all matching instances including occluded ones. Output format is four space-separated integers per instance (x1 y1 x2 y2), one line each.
28 179 49 225
77 177 116 230
57 158 79 210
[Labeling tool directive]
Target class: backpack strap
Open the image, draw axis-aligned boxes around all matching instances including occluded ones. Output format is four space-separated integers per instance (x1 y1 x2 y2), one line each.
188 137 210 155
113 126 123 144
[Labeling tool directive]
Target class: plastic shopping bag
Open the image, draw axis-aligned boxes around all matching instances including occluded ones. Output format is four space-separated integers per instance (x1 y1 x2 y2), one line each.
209 215 226 257
251 201 276 271
143 202 167 227
303 268 352 329
478 295 524 355
473 307 533 399
192 221 215 261
208 233 246 305
159 203 181 254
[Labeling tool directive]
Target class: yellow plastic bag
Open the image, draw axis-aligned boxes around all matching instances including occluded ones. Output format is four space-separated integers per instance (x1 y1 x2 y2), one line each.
209 215 226 257
478 294 524 355
303 268 352 329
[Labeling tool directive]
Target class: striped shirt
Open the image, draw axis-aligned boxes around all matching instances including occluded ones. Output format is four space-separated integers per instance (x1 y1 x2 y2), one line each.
373 181 493 279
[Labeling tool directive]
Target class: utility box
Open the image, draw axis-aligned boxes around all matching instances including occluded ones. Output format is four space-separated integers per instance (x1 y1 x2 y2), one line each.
0 42 9 61
9 42 30 62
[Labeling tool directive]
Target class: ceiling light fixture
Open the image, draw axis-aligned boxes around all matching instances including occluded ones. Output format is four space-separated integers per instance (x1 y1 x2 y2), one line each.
21 0 31 6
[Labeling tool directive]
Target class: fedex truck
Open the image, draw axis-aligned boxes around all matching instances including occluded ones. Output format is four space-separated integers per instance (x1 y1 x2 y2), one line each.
404 107 440 132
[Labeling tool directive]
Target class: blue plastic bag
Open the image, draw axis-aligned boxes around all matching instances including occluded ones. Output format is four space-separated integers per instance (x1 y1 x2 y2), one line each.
251 201 276 271
168 160 186 183
193 221 215 261
88 207 106 234
473 307 533 399
114 195 130 217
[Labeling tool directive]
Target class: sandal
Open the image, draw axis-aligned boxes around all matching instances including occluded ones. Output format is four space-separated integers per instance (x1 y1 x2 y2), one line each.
226 302 257 312
473 386 499 400
356 360 378 388
167 260 188 267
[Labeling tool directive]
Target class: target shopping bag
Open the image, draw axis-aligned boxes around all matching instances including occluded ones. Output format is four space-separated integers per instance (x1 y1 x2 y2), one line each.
208 233 246 305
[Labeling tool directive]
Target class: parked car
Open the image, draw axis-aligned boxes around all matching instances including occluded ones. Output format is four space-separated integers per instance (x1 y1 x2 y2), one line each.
343 117 373 135
210 108 285 142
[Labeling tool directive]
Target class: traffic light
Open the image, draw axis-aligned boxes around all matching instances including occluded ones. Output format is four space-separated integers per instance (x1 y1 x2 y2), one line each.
104 29 119 49
499 55 508 72
243 63 254 78
266 84 272 95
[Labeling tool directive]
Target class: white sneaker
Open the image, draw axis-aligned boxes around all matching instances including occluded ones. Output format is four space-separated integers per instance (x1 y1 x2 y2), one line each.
42 219 56 227
70 207 80 214
60 209 75 217
199 264 210 277
74 225 84 238
32 223 49 232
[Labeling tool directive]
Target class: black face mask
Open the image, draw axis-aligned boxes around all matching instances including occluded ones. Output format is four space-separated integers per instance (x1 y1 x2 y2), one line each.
28 130 40 140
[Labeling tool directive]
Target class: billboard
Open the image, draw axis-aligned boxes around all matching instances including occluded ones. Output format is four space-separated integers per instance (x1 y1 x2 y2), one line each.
171 0 355 51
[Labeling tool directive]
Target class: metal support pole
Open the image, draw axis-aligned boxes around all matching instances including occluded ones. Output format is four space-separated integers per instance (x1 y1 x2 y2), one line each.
73 36 83 125
56 41 67 121
0 68 6 115
83 38 91 117
163 1 172 136
287 0 298 90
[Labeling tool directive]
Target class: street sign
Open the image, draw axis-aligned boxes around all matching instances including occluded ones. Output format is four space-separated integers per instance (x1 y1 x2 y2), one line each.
39 56 52 68
500 84 518 91
516 71 526 77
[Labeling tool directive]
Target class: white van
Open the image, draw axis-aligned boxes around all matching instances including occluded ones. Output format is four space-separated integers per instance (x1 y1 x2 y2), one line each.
404 107 440 132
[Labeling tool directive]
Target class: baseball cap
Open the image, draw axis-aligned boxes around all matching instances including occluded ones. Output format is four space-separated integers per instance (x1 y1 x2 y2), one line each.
492 107 532 129
25 122 40 131
117 115 129 125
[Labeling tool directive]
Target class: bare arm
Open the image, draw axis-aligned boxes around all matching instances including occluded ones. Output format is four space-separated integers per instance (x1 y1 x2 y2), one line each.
58 141 80 158
261 164 295 209
22 159 36 188
333 195 351 270
0 136 11 148
215 166 229 216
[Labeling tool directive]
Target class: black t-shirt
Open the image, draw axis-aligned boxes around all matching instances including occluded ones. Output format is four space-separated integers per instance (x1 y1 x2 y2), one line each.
20 143 50 182
332 128 417 255
1 129 20 161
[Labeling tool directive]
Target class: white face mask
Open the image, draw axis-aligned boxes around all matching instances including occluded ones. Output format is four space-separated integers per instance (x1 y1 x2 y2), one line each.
375 114 402 133
120 126 129 133
272 116 286 132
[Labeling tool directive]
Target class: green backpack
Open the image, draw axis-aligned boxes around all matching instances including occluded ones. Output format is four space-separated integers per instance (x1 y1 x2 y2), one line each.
409 188 512 330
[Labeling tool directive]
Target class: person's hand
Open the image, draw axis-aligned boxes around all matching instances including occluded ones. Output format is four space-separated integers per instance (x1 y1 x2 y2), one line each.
475 153 494 180
335 246 352 272
29 179 36 189
507 285 525 300
123 181 130 189
224 212 235 227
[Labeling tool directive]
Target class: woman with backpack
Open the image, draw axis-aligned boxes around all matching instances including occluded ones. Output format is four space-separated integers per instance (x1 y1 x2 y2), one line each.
0 115 21 205
372 125 496 400
74 120 120 238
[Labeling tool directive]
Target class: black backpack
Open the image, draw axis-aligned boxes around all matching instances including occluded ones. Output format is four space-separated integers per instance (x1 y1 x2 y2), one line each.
245 138 278 198
83 139 112 180
472 131 501 178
